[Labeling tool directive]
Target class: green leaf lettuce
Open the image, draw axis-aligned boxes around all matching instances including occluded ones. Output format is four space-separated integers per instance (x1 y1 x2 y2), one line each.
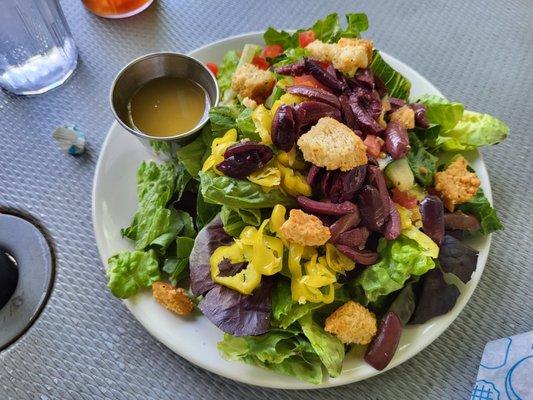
107 250 160 299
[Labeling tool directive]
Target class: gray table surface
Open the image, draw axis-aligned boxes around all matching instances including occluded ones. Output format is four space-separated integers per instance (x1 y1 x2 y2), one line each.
1 0 532 399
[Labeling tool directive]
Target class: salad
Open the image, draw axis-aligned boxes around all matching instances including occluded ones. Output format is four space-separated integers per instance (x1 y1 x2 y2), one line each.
106 12 508 384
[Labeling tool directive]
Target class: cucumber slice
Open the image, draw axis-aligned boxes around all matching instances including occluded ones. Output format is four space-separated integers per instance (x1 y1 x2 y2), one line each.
384 158 415 191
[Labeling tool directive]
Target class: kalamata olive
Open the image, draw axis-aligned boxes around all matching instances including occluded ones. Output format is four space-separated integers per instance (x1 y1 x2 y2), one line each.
0 250 18 310
286 85 341 108
271 104 298 151
358 185 387 231
366 165 390 216
297 196 358 216
329 166 367 203
336 227 370 248
389 97 406 112
444 211 481 232
374 75 388 97
419 195 445 246
275 60 306 76
335 244 378 265
320 171 334 197
354 68 374 90
305 58 346 92
349 91 383 135
224 141 273 163
383 198 401 240
383 121 409 160
410 103 429 128
306 165 322 187
294 101 341 126
329 211 361 242
217 152 263 178
339 93 357 130
364 311 402 371
326 64 349 91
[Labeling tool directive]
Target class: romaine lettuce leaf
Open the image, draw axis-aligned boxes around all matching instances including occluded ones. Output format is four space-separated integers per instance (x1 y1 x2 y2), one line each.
457 188 503 235
218 329 323 384
354 237 436 305
370 51 411 100
176 138 206 178
264 27 299 49
217 50 240 95
220 205 261 237
209 105 244 136
195 191 220 231
418 95 509 151
298 313 344 378
107 250 160 299
163 236 195 286
407 132 438 187
236 107 261 141
199 170 296 209
272 278 323 329
136 160 176 207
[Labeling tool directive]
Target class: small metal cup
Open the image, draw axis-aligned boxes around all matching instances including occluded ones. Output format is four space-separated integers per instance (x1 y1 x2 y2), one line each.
110 52 219 158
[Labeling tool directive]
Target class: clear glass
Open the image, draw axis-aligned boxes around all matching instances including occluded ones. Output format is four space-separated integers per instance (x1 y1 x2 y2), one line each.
0 0 78 95
81 0 154 19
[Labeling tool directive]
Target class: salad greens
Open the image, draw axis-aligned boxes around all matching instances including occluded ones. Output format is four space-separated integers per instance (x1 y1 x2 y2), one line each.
107 250 160 298
106 10 508 384
419 95 509 151
354 237 436 305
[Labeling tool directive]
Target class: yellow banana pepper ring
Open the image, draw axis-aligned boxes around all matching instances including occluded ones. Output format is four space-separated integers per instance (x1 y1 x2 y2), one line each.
324 243 356 274
247 166 281 189
288 244 336 304
210 242 261 295
269 204 286 235
202 128 237 173
275 160 312 197
252 105 273 144
249 220 283 276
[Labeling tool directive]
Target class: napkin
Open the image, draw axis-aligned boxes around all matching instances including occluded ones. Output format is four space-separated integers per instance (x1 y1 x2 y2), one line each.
471 331 532 400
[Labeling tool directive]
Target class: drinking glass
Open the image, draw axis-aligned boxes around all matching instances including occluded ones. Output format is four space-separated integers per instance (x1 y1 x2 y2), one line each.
82 0 154 19
0 0 78 95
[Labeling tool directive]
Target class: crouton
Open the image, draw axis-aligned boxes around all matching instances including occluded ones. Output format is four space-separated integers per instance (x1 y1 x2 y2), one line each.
307 39 373 77
279 209 331 246
231 63 276 102
152 281 193 316
434 156 480 211
297 117 367 171
324 301 377 345
242 96 258 110
390 105 415 129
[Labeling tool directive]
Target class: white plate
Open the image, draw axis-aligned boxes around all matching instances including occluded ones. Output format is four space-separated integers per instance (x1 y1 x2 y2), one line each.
92 32 493 389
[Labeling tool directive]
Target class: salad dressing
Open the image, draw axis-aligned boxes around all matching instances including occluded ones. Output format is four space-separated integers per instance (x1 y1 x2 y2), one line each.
127 76 208 137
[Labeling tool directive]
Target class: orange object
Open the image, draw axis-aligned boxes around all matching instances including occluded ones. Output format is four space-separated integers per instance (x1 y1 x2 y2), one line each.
82 0 153 18
261 44 284 59
293 74 328 90
363 134 384 158
206 63 219 77
298 30 316 48
252 55 270 70
392 188 418 209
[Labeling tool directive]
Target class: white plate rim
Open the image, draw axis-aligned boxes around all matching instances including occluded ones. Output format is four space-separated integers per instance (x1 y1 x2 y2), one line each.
92 31 493 389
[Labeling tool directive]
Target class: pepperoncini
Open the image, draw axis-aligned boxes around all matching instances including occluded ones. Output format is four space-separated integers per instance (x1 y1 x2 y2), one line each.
209 218 284 294
271 93 303 113
275 160 312 197
210 242 261 295
269 204 286 235
202 128 237 173
247 166 281 189
252 105 273 144
324 243 355 274
277 146 306 170
248 220 283 276
288 244 336 304
396 204 439 258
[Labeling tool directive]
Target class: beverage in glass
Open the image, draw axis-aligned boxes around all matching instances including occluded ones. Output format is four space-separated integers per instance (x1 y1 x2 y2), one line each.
0 0 78 95
82 0 154 19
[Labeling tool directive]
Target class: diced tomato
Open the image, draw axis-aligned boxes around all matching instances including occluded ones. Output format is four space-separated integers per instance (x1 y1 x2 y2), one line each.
261 44 284 59
392 188 418 209
293 74 328 90
319 61 331 70
298 30 316 48
206 62 218 77
252 55 270 70
363 135 385 158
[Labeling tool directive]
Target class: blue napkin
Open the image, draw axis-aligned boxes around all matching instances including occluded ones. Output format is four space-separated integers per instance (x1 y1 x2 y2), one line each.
471 331 532 400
